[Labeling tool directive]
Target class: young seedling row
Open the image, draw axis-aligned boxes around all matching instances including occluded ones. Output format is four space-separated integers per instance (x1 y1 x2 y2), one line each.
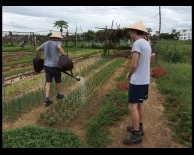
49 56 113 96
2 57 113 120
37 58 125 126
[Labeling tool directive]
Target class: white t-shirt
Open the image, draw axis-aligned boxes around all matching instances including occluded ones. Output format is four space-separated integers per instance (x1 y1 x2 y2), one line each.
130 38 151 85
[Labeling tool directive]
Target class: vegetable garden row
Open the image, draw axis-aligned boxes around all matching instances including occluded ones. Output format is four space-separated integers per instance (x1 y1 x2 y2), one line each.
2 56 124 123
2 49 102 78
38 57 125 126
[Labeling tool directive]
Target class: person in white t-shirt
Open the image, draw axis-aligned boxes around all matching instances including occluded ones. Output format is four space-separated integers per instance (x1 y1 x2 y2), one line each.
123 21 152 145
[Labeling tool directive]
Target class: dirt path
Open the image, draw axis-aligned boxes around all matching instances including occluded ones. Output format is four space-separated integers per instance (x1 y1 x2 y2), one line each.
106 77 189 148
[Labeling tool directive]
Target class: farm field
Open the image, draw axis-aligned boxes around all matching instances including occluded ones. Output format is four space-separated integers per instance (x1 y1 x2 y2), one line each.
2 41 192 148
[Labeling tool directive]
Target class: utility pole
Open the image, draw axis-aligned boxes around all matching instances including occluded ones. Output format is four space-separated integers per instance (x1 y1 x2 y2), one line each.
80 25 84 46
66 28 69 56
32 32 35 47
108 20 114 55
155 6 161 63
104 25 108 56
80 25 82 33
75 22 78 46
9 31 13 47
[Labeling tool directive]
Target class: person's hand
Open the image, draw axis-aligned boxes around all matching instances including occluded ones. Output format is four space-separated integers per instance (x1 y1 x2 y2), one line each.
126 72 131 80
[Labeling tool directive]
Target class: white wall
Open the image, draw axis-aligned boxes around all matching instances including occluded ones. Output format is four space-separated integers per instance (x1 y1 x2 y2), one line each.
179 29 192 40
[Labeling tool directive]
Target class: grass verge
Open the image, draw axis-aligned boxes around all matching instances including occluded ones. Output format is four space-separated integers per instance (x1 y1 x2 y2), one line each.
151 61 192 147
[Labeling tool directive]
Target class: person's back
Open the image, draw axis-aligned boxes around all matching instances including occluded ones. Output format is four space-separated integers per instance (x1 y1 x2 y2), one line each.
130 38 151 85
41 40 61 67
35 32 66 106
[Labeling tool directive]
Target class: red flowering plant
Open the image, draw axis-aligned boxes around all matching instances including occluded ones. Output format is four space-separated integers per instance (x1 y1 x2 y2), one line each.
151 67 167 77
118 82 129 90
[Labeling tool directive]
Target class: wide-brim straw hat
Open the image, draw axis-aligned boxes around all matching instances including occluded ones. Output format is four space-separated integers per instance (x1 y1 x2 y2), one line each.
128 21 149 34
50 32 63 39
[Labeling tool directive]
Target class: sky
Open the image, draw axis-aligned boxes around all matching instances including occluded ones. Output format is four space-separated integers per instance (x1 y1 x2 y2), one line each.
2 6 192 36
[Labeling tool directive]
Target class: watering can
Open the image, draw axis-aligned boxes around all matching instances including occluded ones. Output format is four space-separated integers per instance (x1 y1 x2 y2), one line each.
33 56 81 81
57 55 81 81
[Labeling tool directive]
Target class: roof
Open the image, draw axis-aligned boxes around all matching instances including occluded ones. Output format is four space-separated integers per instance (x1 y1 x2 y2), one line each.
178 29 192 33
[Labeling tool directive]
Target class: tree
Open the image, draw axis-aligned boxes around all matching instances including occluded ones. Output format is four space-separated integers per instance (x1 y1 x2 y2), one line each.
47 32 52 37
155 6 161 63
53 20 68 35
94 30 105 42
83 30 95 42
159 33 176 40
171 28 176 34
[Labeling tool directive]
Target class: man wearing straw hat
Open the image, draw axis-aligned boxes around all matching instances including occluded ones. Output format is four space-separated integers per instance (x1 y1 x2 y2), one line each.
123 21 151 145
35 32 66 106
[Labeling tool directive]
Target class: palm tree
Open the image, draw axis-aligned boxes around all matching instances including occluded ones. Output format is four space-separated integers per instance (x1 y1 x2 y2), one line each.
53 20 68 35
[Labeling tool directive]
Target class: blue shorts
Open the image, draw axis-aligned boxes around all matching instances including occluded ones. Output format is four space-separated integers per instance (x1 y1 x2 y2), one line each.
128 83 149 103
44 66 61 83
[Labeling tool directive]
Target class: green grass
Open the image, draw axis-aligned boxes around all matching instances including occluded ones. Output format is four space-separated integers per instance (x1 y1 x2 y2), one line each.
3 67 34 78
2 46 36 52
85 89 129 148
156 40 192 63
2 125 85 148
153 61 192 146
3 55 44 67
3 58 33 67
85 65 129 148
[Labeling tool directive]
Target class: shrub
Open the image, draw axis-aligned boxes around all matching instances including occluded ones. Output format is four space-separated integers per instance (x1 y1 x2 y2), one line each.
118 82 129 90
151 67 167 77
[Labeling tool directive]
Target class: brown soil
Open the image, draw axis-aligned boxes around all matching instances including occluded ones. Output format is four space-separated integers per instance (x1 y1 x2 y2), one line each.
113 50 131 58
3 62 33 72
2 51 34 63
2 51 189 148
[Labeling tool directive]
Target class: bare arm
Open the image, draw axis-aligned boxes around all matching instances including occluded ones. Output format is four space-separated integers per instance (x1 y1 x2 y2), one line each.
57 44 66 55
126 52 140 79
35 46 42 58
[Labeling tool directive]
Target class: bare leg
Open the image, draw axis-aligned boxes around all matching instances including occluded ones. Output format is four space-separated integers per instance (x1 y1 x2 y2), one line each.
45 82 51 97
129 103 139 131
138 103 144 124
56 82 61 94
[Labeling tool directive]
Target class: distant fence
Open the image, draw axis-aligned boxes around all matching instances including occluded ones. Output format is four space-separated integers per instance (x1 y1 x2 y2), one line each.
2 30 84 48
2 31 51 47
